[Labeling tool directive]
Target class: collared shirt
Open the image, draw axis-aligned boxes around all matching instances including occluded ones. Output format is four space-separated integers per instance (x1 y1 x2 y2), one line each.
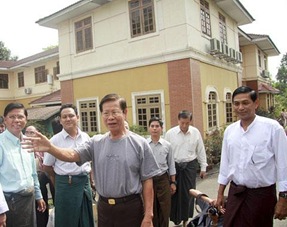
165 125 207 171
147 137 176 176
0 130 42 199
218 115 287 191
44 128 91 175
0 184 8 214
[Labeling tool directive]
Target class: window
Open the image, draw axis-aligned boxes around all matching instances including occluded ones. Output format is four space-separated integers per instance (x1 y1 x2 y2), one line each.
75 17 93 53
35 66 47 84
79 100 98 133
219 13 227 44
258 50 262 67
0 74 8 89
200 0 211 36
225 92 233 124
53 61 60 80
135 94 161 130
18 72 24 88
207 91 217 129
129 0 156 38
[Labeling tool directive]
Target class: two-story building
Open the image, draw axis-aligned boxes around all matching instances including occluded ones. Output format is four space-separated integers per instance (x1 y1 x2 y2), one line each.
0 0 280 137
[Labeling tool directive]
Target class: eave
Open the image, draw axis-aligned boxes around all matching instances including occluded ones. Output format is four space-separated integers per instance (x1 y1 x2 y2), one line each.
215 0 254 26
36 0 112 29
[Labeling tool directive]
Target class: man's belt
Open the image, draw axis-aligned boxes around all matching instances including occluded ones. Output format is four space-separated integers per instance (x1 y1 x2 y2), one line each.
99 193 141 205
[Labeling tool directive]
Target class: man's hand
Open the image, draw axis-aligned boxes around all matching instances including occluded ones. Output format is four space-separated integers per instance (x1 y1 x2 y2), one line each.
22 131 51 153
0 213 6 227
141 214 153 227
274 198 287 220
37 199 47 213
199 171 206 179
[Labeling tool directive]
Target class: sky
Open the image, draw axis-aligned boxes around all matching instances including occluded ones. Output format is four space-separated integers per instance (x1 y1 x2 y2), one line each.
1 0 286 79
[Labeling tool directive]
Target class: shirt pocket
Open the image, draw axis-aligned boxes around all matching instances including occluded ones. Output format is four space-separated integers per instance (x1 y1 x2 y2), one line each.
250 145 273 169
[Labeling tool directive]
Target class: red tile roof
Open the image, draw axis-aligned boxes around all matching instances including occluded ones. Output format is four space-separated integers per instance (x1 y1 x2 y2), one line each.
27 106 60 120
258 83 280 94
30 90 61 106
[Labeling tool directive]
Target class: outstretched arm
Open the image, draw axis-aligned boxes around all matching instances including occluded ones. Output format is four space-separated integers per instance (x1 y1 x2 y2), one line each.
22 131 80 163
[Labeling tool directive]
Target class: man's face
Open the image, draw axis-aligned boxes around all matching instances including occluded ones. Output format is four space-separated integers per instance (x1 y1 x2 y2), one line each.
25 126 38 137
4 108 27 137
178 117 191 133
101 100 126 135
233 93 258 121
149 121 162 137
0 124 5 133
60 108 79 132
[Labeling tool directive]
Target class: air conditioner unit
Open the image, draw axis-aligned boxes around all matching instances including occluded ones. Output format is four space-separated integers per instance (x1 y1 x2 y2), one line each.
261 70 269 78
229 48 236 61
236 51 243 63
24 88 32 94
210 38 222 55
47 74 53 85
222 43 230 61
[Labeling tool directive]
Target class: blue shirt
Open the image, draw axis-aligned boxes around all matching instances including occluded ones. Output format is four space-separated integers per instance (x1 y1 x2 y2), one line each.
0 130 42 200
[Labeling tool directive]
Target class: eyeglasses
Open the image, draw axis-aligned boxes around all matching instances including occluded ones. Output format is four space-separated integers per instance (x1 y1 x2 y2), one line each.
102 110 123 118
7 115 26 120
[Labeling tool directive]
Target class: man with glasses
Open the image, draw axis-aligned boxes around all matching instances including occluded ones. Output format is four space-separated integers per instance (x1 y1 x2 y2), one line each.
43 104 94 227
0 103 46 227
23 93 161 227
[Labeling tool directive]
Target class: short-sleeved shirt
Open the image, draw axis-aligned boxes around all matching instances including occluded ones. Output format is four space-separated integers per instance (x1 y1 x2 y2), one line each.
75 131 161 198
44 128 91 175
147 137 176 176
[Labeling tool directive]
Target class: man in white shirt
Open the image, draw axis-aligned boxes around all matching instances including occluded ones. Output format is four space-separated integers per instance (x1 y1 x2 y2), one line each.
216 86 287 226
43 104 94 227
165 110 207 227
0 184 8 227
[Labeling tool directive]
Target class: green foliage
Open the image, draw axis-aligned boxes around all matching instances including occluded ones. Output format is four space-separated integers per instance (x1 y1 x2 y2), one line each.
129 124 148 137
204 129 224 166
256 107 276 119
42 45 58 51
0 41 18 60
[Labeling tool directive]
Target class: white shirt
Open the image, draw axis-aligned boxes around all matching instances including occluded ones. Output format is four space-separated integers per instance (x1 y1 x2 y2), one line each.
165 125 207 171
44 128 91 175
0 184 8 214
218 115 287 191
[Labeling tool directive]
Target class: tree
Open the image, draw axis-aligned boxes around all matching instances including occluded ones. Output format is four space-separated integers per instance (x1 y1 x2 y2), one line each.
0 41 18 60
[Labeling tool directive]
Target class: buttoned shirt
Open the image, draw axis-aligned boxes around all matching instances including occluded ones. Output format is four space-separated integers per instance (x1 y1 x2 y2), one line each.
147 137 176 176
218 115 287 192
165 125 207 171
44 128 91 175
0 130 42 199
0 184 8 214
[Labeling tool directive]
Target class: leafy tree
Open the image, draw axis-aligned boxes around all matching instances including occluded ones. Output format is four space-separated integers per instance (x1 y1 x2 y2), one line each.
0 41 18 60
275 53 287 89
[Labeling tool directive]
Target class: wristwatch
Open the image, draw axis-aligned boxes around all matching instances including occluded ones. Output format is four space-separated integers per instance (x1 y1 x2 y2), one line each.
279 192 287 199
170 181 177 186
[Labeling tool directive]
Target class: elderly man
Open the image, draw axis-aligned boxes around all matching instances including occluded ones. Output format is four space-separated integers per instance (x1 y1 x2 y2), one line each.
24 94 160 227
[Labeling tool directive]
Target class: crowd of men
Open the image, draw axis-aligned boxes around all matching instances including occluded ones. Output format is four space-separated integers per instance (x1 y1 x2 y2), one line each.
0 86 287 227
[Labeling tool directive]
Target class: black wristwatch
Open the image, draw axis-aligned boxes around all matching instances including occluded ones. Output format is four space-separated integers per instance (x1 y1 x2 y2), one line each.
170 181 177 186
279 192 287 199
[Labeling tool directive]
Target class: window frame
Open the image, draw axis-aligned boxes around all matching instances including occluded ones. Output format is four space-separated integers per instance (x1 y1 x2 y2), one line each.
74 16 93 53
200 0 211 37
34 66 47 84
0 74 8 89
219 13 227 44
132 90 166 132
18 72 24 88
77 98 100 134
128 0 156 38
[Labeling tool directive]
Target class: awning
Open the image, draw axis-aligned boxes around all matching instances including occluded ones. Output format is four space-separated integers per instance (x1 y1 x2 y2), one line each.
27 106 60 120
